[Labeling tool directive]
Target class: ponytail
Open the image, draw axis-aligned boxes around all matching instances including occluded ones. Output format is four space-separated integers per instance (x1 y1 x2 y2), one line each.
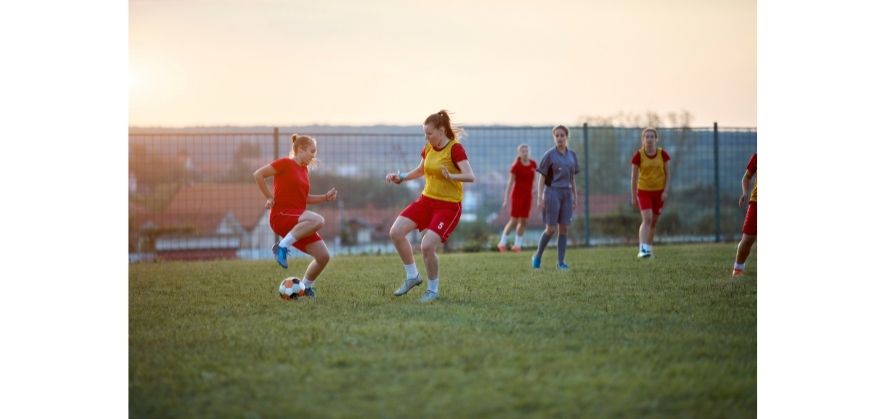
425 109 463 140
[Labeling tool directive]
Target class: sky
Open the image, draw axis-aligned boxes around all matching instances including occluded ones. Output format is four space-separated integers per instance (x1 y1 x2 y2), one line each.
129 0 756 127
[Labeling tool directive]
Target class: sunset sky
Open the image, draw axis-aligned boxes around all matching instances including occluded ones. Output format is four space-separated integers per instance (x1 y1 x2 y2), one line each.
129 0 755 127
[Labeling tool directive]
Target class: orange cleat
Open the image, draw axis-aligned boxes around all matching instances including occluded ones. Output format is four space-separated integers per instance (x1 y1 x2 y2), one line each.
497 243 507 253
511 245 522 253
732 268 744 278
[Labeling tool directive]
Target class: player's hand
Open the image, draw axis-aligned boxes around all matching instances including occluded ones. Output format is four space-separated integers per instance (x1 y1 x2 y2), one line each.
572 195 578 209
265 197 274 209
538 199 545 212
325 188 338 202
631 195 637 208
661 191 668 202
738 193 747 208
440 167 451 180
386 172 403 184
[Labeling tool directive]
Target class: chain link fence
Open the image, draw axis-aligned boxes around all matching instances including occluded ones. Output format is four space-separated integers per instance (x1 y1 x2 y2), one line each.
129 125 756 262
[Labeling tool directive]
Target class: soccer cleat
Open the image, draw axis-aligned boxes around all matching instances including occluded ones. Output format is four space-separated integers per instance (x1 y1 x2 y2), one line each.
394 275 423 296
419 289 439 303
557 262 570 271
637 250 652 259
272 243 290 269
303 287 317 300
497 243 507 253
511 245 522 253
531 253 541 269
732 268 744 278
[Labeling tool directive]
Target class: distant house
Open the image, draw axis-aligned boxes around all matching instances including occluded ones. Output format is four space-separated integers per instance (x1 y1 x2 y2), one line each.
134 184 272 260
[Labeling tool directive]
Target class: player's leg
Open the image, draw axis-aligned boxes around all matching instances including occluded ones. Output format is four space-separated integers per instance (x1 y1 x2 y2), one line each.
513 217 528 252
648 212 661 251
299 239 330 299
390 216 423 296
557 224 569 270
498 217 516 252
419 230 443 302
281 211 325 248
389 216 418 265
733 202 757 277
534 190 561 268
638 209 654 258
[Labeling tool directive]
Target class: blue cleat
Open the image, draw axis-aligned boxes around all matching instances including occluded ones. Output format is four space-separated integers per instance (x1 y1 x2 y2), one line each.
303 287 316 300
557 262 570 271
532 253 541 269
394 275 423 296
419 289 439 303
272 243 289 269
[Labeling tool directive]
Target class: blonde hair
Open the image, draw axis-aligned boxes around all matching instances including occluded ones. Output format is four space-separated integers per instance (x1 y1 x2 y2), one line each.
640 127 659 142
514 144 530 164
289 133 318 168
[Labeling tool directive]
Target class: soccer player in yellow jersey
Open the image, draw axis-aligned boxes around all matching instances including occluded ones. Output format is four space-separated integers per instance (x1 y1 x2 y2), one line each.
386 110 475 303
732 153 757 277
631 127 670 259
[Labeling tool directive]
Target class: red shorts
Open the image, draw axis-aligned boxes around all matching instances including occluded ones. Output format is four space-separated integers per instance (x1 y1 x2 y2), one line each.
637 189 665 215
742 201 757 236
510 193 532 218
269 209 323 253
400 195 462 243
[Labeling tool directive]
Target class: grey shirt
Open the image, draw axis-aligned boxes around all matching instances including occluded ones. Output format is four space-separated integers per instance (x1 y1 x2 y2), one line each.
537 147 580 189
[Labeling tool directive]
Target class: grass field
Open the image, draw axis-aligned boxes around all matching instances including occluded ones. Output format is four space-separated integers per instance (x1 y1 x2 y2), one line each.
130 243 756 418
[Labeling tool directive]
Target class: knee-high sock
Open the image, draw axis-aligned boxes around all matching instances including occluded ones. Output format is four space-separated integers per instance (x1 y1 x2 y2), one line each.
536 232 553 258
557 234 567 264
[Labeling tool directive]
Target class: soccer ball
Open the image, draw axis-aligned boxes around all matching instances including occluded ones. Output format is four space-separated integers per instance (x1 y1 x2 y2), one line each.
279 276 305 300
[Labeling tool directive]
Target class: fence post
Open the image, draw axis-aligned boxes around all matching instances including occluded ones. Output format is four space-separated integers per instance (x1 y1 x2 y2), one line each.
713 122 721 243
582 123 591 246
273 127 280 158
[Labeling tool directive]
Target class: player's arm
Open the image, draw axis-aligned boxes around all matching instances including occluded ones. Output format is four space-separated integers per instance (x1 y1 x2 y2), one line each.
386 159 425 184
537 174 546 210
630 165 639 208
253 164 277 209
571 176 578 209
662 160 670 201
442 160 475 183
738 170 753 207
502 173 515 207
307 188 338 204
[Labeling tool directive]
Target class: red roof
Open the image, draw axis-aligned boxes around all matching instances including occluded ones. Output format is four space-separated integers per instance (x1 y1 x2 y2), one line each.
164 183 267 231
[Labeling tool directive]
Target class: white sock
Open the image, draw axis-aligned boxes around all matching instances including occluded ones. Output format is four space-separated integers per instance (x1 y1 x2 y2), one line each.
404 263 419 279
734 262 745 270
302 278 314 289
647 244 653 252
514 235 524 247
428 278 439 293
280 232 297 248
499 231 509 245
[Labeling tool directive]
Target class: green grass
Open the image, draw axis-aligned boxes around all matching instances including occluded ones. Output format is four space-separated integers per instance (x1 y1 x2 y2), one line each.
130 244 756 418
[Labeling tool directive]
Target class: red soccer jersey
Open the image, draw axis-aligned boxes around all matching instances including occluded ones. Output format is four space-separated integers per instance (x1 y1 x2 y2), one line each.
510 159 537 200
270 158 310 211
747 153 757 202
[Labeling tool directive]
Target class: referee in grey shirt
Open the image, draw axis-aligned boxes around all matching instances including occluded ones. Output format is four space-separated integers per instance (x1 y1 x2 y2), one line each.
531 125 579 271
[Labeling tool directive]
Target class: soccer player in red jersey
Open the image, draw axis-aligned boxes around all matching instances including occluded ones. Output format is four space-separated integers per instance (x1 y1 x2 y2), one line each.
498 144 537 253
630 127 671 259
253 134 338 299
732 153 757 277
386 110 476 303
